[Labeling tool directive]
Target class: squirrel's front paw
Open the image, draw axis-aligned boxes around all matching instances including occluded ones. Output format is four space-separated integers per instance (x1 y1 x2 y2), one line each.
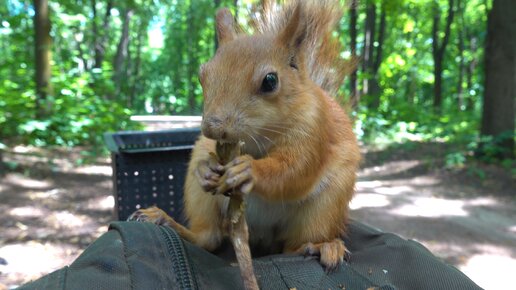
127 206 174 226
215 155 254 196
195 154 225 194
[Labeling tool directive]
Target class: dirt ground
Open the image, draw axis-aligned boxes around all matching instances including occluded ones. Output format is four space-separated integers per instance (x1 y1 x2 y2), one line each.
0 142 515 289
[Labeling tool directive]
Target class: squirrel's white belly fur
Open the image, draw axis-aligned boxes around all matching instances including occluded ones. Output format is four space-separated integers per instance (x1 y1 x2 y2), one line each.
243 176 326 249
245 193 293 248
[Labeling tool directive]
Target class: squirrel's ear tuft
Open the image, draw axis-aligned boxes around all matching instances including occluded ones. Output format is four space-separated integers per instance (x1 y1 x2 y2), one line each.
276 3 307 55
216 8 236 46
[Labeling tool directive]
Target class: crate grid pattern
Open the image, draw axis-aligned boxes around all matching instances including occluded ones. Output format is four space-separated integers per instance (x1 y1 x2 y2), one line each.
112 149 191 223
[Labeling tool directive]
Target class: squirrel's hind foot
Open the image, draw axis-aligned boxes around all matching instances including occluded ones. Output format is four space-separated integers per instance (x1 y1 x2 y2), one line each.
295 238 349 272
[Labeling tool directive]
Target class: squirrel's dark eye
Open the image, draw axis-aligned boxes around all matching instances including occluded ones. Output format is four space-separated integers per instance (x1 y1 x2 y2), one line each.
260 73 278 93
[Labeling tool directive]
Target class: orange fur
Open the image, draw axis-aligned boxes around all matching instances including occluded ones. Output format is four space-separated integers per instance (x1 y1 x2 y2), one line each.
135 0 360 269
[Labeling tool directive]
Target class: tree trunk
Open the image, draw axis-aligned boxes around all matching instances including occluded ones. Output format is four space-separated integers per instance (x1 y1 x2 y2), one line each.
374 3 386 75
0 149 5 177
113 8 133 96
129 24 145 108
465 36 478 111
92 0 113 68
456 0 465 110
362 2 376 96
431 0 455 110
479 0 516 159
433 58 443 109
187 2 198 114
91 0 98 65
349 0 359 108
456 37 465 110
74 27 88 71
369 2 386 109
34 0 52 117
234 0 239 19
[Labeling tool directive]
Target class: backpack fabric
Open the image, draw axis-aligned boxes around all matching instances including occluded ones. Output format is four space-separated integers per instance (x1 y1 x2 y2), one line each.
17 220 481 290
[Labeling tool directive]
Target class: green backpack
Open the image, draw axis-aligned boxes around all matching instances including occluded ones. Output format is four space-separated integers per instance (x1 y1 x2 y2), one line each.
17 220 481 290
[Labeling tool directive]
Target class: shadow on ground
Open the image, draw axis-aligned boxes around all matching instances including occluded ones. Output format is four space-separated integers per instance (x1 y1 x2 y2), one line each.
0 148 115 288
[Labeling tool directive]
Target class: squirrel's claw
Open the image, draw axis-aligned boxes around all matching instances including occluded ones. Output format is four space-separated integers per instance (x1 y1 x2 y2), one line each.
127 206 172 226
215 155 254 196
195 154 224 193
294 238 348 272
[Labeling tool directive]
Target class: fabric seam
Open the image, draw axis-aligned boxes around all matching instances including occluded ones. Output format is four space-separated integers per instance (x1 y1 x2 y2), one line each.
114 223 136 290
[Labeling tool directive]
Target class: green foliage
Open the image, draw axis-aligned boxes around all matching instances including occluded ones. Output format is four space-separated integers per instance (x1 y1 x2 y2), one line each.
136 0 217 115
0 0 507 168
474 132 516 162
0 0 141 147
355 101 479 145
467 166 486 180
445 152 466 169
1 71 138 146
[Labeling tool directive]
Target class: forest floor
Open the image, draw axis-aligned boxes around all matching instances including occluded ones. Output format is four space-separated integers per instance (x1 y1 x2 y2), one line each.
0 142 515 290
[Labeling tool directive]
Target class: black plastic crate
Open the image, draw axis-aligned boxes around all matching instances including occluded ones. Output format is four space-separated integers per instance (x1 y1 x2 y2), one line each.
104 127 201 223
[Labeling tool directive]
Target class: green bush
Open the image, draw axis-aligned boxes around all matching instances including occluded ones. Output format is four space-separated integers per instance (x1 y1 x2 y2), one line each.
1 72 141 147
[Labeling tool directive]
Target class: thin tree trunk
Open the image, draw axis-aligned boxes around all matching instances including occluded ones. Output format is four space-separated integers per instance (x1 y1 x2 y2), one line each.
72 26 89 71
130 24 145 108
234 0 239 19
466 36 478 110
432 5 443 109
374 3 386 74
34 0 52 118
93 0 113 68
432 0 456 110
369 2 386 109
455 0 465 110
456 39 465 110
0 150 4 177
0 148 5 177
113 8 133 96
362 2 376 96
406 70 417 104
91 0 98 64
187 1 197 114
479 0 516 159
349 0 359 108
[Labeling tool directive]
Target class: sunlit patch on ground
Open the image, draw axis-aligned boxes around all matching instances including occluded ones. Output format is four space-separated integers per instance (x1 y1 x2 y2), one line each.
391 197 469 217
360 160 421 177
350 193 391 209
28 188 63 200
3 174 52 190
85 195 115 211
52 211 90 228
460 254 516 289
352 181 414 209
0 242 80 288
9 206 46 218
73 165 112 176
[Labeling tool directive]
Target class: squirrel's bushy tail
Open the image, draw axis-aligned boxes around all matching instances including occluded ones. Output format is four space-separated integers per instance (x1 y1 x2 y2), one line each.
254 0 353 97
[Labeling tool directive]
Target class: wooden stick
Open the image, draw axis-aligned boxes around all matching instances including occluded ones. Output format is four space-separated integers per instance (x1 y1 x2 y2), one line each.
215 142 259 290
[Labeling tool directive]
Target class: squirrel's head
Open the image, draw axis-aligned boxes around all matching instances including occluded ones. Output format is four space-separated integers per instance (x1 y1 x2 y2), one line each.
200 5 316 156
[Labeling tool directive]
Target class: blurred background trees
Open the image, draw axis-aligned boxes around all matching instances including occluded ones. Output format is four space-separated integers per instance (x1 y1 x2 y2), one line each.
0 0 514 164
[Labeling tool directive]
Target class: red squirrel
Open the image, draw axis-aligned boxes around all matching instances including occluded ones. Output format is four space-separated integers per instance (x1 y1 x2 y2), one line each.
130 0 360 270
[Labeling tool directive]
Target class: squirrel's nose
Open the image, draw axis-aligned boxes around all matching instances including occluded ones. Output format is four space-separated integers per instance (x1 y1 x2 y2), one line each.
201 116 227 140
